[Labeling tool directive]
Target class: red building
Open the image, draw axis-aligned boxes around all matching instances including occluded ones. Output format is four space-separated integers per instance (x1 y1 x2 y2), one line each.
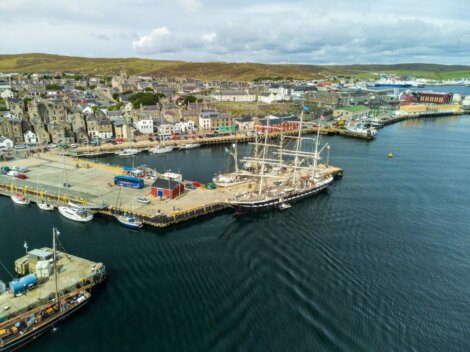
419 92 452 104
150 178 184 199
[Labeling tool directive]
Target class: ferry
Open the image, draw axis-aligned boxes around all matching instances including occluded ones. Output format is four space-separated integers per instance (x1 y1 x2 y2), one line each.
58 203 94 222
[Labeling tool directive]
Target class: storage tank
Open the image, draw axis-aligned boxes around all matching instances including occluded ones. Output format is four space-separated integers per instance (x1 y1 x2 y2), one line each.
9 274 38 294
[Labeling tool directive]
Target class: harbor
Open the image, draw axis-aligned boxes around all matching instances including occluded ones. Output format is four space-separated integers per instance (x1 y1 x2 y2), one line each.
0 151 343 228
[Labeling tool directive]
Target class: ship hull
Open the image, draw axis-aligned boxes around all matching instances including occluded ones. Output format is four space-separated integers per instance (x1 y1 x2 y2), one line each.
0 299 88 352
231 179 332 215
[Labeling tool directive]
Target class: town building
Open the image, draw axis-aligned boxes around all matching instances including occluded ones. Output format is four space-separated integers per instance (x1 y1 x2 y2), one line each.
418 92 453 104
150 178 184 199
333 105 370 121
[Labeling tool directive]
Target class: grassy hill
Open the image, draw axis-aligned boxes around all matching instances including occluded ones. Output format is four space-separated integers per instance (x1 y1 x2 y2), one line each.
0 53 469 81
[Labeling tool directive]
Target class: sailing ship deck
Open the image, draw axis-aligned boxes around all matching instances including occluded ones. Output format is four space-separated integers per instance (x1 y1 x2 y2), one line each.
0 248 104 322
0 154 343 228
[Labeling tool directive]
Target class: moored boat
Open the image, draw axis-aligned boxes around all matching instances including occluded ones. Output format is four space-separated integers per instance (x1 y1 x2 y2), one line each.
37 201 54 211
115 213 143 229
115 148 139 157
11 194 30 206
149 145 173 154
179 143 201 150
58 203 93 222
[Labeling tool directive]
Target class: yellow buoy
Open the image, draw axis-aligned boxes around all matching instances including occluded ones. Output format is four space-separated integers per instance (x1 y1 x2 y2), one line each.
387 153 394 158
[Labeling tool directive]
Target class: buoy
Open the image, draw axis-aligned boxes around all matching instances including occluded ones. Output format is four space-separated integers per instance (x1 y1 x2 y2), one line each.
387 153 393 158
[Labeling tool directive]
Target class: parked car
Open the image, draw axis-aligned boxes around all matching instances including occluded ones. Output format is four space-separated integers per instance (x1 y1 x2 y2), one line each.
70 144 78 149
185 183 196 190
16 174 28 179
14 144 27 149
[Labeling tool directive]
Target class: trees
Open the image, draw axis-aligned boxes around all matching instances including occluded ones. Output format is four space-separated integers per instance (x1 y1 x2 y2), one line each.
45 84 61 91
128 92 161 109
112 93 120 101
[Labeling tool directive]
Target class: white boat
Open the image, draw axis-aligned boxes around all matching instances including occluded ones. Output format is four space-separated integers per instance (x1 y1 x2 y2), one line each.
115 213 143 229
149 145 173 154
278 203 291 211
346 123 378 138
212 173 248 187
11 194 30 206
58 203 94 222
179 143 201 150
115 148 139 157
37 201 54 211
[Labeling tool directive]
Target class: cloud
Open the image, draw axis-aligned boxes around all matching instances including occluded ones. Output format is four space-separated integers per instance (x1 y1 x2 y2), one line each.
0 0 469 64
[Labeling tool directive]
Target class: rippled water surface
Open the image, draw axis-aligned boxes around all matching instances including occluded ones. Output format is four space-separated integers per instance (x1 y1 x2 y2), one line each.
1 116 469 352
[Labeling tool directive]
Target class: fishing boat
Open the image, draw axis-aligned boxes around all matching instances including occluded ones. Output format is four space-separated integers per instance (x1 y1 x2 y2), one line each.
0 228 94 352
37 201 54 211
149 145 173 154
213 144 250 187
179 143 201 150
58 203 93 222
11 194 30 206
345 122 378 139
278 202 291 211
115 148 139 157
115 213 143 229
228 110 335 215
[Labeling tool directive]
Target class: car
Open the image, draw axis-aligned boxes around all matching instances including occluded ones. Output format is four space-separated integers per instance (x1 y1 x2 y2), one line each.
16 174 28 179
14 145 27 150
70 144 78 149
185 183 196 190
49 144 58 149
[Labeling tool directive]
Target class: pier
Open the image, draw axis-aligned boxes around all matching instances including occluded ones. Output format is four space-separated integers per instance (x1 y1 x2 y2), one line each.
0 154 343 228
0 248 105 322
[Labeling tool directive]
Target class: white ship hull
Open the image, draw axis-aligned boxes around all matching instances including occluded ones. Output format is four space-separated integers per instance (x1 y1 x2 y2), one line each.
11 194 30 205
150 146 173 154
58 206 94 222
37 201 54 211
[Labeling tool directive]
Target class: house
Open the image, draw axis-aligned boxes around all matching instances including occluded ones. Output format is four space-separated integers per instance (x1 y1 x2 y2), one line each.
86 115 114 140
23 130 38 144
134 119 154 134
114 118 135 141
198 110 235 131
333 105 370 121
0 137 14 149
258 114 300 133
150 178 184 199
0 88 14 100
157 124 175 138
0 113 24 143
210 91 257 102
174 121 196 134
235 116 255 131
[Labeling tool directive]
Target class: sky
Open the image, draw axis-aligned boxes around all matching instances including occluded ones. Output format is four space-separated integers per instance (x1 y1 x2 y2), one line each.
0 0 469 65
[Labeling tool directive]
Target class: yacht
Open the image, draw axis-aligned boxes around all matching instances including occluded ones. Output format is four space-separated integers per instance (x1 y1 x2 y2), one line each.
58 203 94 222
179 143 201 150
115 213 143 229
11 193 30 206
149 145 173 154
37 201 54 211
115 148 139 157
345 122 378 139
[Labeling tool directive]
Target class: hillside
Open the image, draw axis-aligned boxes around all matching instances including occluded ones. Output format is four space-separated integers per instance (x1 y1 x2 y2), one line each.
0 53 469 81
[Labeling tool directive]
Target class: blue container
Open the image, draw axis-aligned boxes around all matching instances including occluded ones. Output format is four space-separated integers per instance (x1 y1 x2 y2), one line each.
9 274 38 294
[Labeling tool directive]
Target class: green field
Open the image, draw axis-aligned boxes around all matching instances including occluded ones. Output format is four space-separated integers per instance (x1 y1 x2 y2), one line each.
0 53 469 81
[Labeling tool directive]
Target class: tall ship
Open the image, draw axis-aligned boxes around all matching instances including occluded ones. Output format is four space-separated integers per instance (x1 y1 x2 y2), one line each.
227 111 334 214
0 228 106 351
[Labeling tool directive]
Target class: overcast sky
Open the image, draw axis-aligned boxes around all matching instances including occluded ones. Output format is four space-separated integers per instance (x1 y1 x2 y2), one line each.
0 0 469 65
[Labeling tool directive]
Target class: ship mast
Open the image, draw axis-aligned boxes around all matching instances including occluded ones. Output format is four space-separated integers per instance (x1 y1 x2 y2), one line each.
52 228 61 313
311 115 322 179
292 110 304 187
257 119 269 197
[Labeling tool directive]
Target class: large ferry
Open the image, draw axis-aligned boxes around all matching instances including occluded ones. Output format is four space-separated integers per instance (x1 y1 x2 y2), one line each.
227 111 335 214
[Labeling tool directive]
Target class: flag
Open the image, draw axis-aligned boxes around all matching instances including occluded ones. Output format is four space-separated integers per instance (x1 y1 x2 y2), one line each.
23 241 28 250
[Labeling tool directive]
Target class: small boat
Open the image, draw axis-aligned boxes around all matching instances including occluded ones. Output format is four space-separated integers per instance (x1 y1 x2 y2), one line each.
58 203 94 222
179 143 201 150
387 153 394 158
37 201 54 211
345 123 378 139
115 213 143 229
278 203 291 211
212 173 247 187
11 193 30 206
115 148 139 157
136 196 151 205
149 145 173 154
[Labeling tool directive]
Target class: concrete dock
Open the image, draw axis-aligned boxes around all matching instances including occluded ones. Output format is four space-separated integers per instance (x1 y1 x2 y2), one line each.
0 154 343 228
0 248 105 322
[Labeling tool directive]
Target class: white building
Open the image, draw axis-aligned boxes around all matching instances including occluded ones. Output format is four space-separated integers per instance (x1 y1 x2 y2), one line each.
134 119 154 134
0 137 14 149
23 130 38 145
210 91 257 102
157 124 176 137
0 88 14 100
199 111 219 130
175 121 196 134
